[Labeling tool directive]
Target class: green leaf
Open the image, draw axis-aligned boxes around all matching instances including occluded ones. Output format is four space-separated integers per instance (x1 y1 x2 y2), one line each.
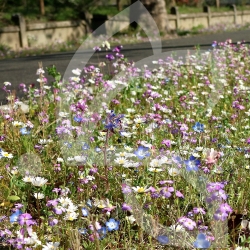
7 195 21 201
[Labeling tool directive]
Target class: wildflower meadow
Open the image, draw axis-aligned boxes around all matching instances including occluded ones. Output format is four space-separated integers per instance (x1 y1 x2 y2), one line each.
0 39 250 250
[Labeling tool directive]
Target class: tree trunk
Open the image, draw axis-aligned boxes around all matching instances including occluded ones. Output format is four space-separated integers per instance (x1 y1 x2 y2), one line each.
196 0 204 7
216 0 220 8
117 0 122 11
140 0 169 33
40 0 45 15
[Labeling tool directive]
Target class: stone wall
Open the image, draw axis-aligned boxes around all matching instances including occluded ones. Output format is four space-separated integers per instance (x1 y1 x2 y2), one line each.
1 5 250 50
0 18 89 49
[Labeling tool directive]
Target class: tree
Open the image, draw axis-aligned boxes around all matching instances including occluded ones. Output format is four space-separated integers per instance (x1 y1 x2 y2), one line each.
131 0 169 33
39 0 45 15
117 0 122 11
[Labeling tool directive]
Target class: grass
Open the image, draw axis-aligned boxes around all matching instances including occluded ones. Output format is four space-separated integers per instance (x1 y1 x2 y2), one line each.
169 4 250 14
90 6 120 16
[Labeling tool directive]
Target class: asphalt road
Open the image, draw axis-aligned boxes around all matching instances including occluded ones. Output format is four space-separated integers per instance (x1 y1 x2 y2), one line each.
1 29 250 103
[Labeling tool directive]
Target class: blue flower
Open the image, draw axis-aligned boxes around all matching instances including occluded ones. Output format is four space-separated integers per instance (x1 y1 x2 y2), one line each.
81 208 89 217
86 199 92 207
184 156 200 172
134 146 150 160
82 143 89 150
212 42 217 48
165 119 172 124
192 122 204 133
20 127 31 135
104 111 124 132
105 123 116 130
172 155 183 165
78 228 87 235
105 218 120 231
193 233 211 249
74 116 83 123
64 142 72 148
95 147 102 153
10 209 22 223
157 235 169 245
98 227 107 239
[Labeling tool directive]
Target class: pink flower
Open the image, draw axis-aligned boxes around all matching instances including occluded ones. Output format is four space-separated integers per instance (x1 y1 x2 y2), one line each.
176 191 184 198
162 139 171 148
205 148 220 165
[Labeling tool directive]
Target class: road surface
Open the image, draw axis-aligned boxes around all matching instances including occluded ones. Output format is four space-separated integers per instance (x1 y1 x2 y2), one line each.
0 29 250 103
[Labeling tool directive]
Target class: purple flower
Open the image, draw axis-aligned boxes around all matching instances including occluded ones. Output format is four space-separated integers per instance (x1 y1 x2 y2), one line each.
18 213 35 226
121 183 132 194
193 207 206 215
46 199 58 207
176 190 184 198
93 46 101 51
160 187 174 198
213 211 228 221
15 203 24 209
147 186 157 193
162 139 171 148
112 46 122 52
206 182 225 193
211 189 227 201
53 206 66 215
182 218 196 230
151 192 161 198
219 203 232 213
159 180 174 185
122 203 132 211
106 54 115 61
49 218 58 226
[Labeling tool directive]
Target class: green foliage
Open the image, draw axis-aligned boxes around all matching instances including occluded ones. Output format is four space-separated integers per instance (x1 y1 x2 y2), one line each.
0 0 105 22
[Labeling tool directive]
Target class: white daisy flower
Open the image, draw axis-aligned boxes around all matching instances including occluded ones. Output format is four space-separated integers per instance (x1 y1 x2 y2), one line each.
57 157 64 162
124 145 133 152
149 159 161 168
132 186 148 193
148 167 163 172
23 176 34 183
134 117 146 124
12 121 24 127
2 151 13 158
72 68 81 76
107 146 116 151
42 242 60 250
31 177 48 187
34 192 45 199
168 167 180 176
114 157 128 165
